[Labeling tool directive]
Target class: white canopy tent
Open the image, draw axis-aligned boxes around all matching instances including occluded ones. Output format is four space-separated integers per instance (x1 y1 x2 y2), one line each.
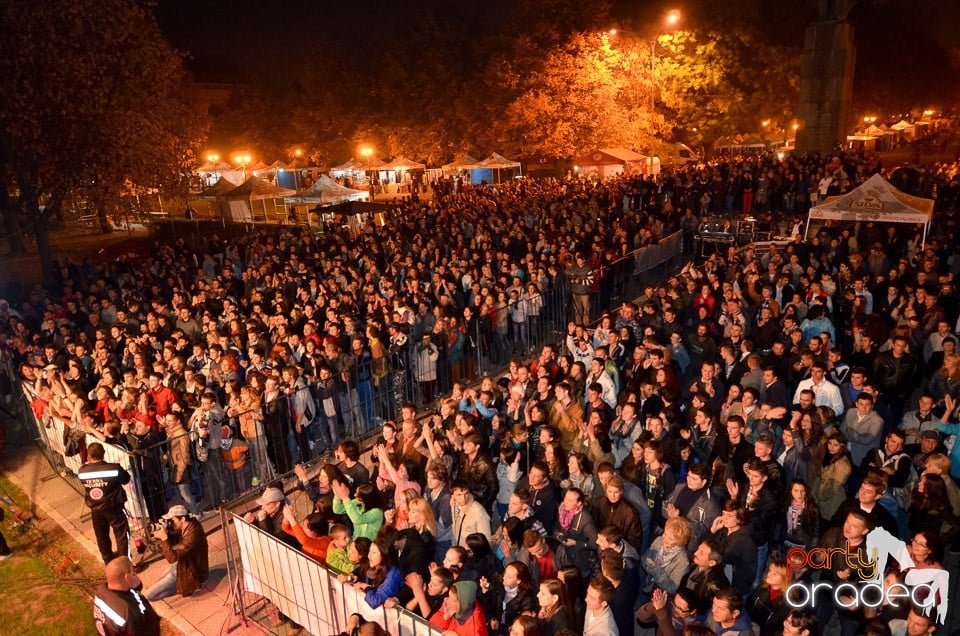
477 152 522 182
441 153 481 173
218 175 295 224
805 173 935 248
285 174 370 206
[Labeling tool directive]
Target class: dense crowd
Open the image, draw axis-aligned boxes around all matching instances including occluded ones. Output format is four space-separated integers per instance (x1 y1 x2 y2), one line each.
5 149 960 636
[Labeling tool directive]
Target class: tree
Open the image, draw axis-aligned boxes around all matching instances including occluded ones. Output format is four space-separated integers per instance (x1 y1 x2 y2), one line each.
493 32 662 158
0 0 203 286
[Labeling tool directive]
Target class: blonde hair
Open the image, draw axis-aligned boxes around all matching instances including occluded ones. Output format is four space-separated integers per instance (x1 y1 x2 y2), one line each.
664 517 692 548
925 453 951 476
397 487 420 511
407 497 438 539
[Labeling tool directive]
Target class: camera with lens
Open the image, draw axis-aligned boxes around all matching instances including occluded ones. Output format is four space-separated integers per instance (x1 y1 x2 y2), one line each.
148 519 172 535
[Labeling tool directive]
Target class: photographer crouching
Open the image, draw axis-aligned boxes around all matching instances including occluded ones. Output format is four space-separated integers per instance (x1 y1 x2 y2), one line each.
143 505 209 601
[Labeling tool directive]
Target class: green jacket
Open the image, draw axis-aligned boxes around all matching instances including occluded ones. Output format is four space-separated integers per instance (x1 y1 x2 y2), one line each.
332 497 383 541
325 545 354 575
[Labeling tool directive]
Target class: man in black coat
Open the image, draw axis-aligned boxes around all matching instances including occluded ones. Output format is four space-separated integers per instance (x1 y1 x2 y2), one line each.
79 442 131 564
677 539 729 616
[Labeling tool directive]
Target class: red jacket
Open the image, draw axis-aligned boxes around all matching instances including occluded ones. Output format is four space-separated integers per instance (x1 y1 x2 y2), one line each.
429 604 488 636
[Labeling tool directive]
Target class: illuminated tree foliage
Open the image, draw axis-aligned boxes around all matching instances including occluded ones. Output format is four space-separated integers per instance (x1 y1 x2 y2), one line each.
494 33 663 157
0 0 203 281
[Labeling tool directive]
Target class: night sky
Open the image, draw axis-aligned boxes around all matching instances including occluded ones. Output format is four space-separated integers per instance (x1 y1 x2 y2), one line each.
155 0 959 112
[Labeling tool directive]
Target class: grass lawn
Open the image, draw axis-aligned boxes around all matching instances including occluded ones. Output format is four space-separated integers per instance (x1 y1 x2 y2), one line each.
0 475 99 635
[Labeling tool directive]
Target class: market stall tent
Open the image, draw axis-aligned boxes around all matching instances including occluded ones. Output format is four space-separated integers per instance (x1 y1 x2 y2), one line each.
891 119 916 138
473 152 522 183
575 148 648 179
218 175 295 224
285 175 370 206
441 153 481 174
805 173 934 247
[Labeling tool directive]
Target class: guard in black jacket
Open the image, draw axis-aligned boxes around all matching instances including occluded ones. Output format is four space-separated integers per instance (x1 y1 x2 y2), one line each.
94 556 160 636
79 442 132 564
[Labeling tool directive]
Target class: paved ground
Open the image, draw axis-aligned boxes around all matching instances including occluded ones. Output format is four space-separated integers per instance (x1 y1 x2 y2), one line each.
0 413 268 636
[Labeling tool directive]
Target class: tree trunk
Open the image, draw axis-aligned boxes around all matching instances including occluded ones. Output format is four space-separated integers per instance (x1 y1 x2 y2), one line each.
0 187 27 255
96 199 113 234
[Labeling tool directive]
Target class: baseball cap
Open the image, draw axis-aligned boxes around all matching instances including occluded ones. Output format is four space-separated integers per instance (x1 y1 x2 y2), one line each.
162 505 190 519
257 487 285 506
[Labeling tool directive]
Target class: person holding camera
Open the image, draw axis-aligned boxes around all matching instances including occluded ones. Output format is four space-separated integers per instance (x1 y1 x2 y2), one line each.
143 504 209 601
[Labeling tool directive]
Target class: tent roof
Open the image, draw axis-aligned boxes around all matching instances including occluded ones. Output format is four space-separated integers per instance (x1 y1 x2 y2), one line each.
891 120 915 130
285 174 369 205
381 156 426 171
598 147 645 162
442 153 481 171
810 173 933 224
197 161 233 173
197 176 238 199
576 148 648 165
331 159 361 172
864 124 884 136
220 175 295 200
478 152 521 168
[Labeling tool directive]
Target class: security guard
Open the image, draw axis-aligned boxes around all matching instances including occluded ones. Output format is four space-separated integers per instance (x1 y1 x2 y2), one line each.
78 442 131 563
93 556 160 636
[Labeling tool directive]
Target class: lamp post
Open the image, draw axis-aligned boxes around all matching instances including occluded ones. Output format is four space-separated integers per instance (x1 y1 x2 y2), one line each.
359 146 375 198
761 119 770 145
292 148 304 191
234 152 251 180
204 153 220 186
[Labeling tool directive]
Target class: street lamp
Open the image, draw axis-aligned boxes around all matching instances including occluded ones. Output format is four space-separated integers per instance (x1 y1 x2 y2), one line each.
292 148 304 190
234 152 251 180
206 152 220 163
760 119 770 144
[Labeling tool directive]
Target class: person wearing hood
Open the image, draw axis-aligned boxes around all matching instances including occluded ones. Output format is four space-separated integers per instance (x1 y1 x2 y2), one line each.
429 580 489 636
219 425 249 497
705 587 754 636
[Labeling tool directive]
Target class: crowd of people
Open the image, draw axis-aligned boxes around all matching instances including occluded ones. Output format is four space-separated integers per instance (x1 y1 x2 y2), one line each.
4 148 960 636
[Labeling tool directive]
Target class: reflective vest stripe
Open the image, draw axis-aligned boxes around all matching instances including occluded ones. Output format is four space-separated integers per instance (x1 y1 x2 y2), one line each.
80 470 120 479
94 596 126 626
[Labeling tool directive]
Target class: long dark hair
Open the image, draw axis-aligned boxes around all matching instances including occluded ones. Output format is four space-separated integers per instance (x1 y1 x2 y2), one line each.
505 560 535 598
366 536 397 588
355 483 386 511
785 479 820 526
910 473 950 514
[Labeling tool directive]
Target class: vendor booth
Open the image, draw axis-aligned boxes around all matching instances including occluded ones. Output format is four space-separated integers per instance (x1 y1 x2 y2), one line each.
574 148 649 180
218 176 295 225
805 173 934 248
474 153 522 184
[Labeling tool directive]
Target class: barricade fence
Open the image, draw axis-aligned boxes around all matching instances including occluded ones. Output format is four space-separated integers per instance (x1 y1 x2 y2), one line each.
18 230 685 548
223 509 443 636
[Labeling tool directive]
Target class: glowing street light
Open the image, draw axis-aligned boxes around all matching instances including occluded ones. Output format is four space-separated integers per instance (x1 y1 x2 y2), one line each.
234 152 252 179
359 146 374 161
863 115 877 124
294 148 303 158
608 28 618 35
665 9 682 27
206 152 220 163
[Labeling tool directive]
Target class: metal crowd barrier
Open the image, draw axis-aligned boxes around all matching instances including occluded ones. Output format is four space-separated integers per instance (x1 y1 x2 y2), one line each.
223 509 444 636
